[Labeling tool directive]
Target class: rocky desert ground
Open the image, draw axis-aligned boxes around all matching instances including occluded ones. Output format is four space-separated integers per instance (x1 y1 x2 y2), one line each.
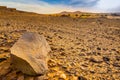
0 6 120 80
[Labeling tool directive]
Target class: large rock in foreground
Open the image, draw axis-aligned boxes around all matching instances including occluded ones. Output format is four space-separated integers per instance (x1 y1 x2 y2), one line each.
10 32 51 76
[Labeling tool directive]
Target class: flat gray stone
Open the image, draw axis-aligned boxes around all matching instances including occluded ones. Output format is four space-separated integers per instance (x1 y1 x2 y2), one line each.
10 32 51 76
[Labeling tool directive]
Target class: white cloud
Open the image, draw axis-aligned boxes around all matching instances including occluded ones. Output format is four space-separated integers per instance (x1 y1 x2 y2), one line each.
0 1 76 14
70 0 97 3
96 0 120 12
0 0 119 13
70 0 120 12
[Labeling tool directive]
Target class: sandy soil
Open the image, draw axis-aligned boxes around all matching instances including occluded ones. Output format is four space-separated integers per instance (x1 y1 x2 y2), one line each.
0 14 120 80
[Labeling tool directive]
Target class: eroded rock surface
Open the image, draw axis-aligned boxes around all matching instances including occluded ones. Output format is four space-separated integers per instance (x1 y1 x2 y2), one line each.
10 32 51 76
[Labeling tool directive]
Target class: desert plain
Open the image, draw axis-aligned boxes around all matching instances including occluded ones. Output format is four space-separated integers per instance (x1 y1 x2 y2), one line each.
0 6 120 80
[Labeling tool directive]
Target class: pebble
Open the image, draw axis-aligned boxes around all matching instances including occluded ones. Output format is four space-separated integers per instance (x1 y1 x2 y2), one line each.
60 73 66 79
103 57 110 62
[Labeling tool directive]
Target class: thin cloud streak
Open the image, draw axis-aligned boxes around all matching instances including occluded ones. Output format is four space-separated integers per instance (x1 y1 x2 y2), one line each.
69 0 99 7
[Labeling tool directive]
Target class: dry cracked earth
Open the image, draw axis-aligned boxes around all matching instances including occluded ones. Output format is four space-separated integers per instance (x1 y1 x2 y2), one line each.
0 14 120 80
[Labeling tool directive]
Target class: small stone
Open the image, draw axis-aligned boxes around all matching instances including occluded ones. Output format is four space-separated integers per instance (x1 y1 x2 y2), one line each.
97 52 101 55
103 57 110 62
81 49 86 52
60 52 66 56
113 63 120 67
6 23 10 26
48 59 56 67
69 75 78 80
58 36 63 39
111 49 116 51
59 48 65 51
60 73 66 79
79 53 85 56
78 76 87 80
90 70 95 74
51 47 57 51
89 57 103 63
97 47 101 50
116 56 120 61
71 76 78 80
0 58 7 62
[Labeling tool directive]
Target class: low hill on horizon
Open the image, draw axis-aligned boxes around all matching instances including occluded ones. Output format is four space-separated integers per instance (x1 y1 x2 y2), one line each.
0 6 40 16
0 6 120 19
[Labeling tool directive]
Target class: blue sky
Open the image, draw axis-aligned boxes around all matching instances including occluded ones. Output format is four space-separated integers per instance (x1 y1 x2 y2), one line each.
42 0 98 7
0 0 120 14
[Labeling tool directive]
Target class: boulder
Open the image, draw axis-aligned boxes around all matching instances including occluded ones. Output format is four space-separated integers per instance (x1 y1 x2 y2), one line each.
10 32 51 76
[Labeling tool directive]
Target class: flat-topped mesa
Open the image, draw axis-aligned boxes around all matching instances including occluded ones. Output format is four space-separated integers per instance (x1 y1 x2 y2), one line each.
7 8 16 11
10 32 51 76
0 6 7 9
0 6 16 12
